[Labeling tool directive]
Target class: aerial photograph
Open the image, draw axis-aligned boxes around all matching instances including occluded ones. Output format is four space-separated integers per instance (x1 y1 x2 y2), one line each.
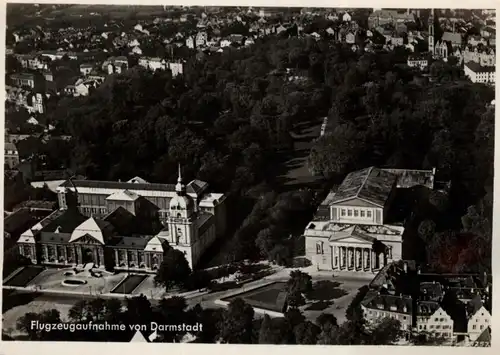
2 3 494 346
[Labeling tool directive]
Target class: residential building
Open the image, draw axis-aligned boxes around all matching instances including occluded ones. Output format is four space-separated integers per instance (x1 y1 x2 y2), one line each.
463 46 495 67
407 56 429 70
368 9 416 29
80 63 94 76
4 142 20 169
416 301 455 339
139 57 167 71
10 73 36 89
466 295 491 342
464 62 495 84
361 291 413 331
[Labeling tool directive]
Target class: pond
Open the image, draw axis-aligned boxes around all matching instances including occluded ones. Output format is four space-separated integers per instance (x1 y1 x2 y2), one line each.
61 279 87 287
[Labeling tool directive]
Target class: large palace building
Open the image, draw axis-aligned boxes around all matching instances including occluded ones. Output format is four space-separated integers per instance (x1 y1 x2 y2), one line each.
304 166 435 273
16 167 227 271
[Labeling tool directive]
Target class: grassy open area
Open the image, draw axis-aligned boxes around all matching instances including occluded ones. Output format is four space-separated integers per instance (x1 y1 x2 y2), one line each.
111 274 147 294
223 282 287 313
4 266 45 287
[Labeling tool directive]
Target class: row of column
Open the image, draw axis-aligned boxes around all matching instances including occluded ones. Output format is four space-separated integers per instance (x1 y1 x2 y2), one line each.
41 244 102 266
114 249 162 269
333 245 387 271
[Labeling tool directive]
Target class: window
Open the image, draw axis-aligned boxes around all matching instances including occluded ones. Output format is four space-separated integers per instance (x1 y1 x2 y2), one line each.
316 243 323 254
440 318 444 322
367 211 372 218
354 210 359 217
480 325 484 330
436 325 441 329
347 209 352 217
430 325 434 329
434 318 438 322
473 325 477 330
360 210 365 217
403 316 407 320
341 209 346 216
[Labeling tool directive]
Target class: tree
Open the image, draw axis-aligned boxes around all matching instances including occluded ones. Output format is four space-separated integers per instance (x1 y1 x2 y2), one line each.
316 313 338 330
345 286 369 322
294 321 320 344
418 219 437 242
154 248 192 291
218 298 255 343
286 270 312 307
368 317 402 345
16 309 61 340
308 123 365 177
428 190 449 213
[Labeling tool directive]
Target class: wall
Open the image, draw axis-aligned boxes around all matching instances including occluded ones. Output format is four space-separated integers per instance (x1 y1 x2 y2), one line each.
305 235 332 270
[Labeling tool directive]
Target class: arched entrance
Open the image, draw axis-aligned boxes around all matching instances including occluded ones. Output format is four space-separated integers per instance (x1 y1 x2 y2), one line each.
82 248 94 264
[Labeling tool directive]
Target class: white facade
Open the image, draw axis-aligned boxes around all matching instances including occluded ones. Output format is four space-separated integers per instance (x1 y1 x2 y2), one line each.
416 305 454 338
304 167 404 273
468 306 491 341
407 58 429 69
464 63 496 84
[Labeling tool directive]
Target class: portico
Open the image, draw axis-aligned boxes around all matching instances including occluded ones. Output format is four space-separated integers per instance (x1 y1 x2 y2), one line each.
331 245 387 272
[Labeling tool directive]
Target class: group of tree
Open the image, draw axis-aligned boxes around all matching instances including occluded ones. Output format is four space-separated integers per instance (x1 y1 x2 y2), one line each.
10 28 491 271
14 292 402 345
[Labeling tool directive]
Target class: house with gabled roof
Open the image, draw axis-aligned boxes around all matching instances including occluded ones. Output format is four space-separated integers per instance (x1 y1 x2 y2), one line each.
415 301 455 339
361 291 413 331
466 294 491 341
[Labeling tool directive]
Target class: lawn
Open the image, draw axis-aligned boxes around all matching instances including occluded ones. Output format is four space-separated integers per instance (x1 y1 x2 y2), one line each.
223 282 288 313
111 274 147 294
4 266 45 287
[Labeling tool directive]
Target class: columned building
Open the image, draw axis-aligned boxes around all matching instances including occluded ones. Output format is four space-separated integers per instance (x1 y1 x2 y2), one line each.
305 166 435 273
17 167 226 271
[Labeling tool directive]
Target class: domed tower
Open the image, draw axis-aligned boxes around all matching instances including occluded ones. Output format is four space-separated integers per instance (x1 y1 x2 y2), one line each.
167 164 196 248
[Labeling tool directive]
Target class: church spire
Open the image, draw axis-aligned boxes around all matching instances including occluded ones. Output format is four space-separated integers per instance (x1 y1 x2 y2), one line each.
176 163 186 195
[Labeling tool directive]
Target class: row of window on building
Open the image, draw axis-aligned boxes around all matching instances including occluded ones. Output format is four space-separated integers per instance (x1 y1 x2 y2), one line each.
340 208 372 218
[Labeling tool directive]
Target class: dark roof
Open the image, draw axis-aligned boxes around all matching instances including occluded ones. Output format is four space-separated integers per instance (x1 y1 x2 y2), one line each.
475 327 491 344
330 167 397 207
39 209 88 233
467 294 484 318
362 292 412 314
109 235 152 249
13 200 57 211
381 168 435 189
4 208 36 235
420 281 444 300
39 232 71 244
103 206 139 235
442 31 462 45
416 301 441 316
465 62 496 73
60 179 208 197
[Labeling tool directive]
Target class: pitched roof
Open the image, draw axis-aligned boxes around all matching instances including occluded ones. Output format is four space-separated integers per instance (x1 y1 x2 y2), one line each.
442 32 462 45
362 292 413 314
416 301 441 316
329 167 397 207
475 327 491 344
467 294 485 318
381 168 435 189
106 189 140 201
69 217 107 244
